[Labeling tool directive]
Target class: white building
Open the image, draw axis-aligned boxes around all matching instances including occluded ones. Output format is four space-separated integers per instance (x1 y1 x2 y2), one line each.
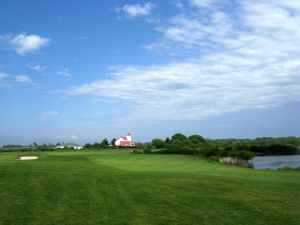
115 133 135 147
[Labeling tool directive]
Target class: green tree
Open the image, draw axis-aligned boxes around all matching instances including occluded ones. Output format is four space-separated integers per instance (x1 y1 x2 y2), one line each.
165 139 197 155
238 150 254 160
188 135 205 145
171 133 187 141
111 138 116 146
100 138 109 147
199 146 222 157
84 143 92 149
152 139 165 149
165 137 170 143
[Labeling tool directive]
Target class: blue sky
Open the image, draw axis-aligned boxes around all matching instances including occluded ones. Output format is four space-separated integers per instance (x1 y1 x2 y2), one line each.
0 0 300 145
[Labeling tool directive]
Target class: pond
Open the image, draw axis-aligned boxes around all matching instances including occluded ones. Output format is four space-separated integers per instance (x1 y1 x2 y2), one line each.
251 155 300 169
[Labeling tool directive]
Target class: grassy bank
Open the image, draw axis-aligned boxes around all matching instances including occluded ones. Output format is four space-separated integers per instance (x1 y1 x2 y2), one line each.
0 150 299 225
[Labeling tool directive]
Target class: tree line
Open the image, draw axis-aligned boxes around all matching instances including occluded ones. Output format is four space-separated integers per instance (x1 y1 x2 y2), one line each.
132 134 299 160
2 135 299 158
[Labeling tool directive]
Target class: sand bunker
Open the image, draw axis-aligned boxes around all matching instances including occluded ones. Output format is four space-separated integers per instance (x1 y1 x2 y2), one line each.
19 156 38 161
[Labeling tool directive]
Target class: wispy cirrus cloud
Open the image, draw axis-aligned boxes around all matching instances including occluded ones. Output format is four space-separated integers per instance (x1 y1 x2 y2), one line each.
0 70 32 85
40 110 59 119
0 33 50 55
56 68 71 78
68 0 300 123
0 71 9 87
27 63 47 72
0 71 9 80
117 2 155 18
72 36 88 41
15 75 32 83
190 0 215 8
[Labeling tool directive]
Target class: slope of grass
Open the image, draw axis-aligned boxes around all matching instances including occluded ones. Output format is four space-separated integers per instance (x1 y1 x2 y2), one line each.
0 150 299 225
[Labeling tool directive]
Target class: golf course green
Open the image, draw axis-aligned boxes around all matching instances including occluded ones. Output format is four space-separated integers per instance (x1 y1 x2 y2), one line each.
0 150 299 225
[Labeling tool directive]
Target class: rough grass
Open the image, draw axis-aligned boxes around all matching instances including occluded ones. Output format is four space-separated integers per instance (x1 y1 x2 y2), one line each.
0 150 299 225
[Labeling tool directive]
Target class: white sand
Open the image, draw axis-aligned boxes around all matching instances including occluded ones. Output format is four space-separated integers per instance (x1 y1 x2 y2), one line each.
19 156 38 160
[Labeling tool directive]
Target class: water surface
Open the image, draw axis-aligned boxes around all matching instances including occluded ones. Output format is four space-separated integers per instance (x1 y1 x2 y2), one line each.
251 155 300 169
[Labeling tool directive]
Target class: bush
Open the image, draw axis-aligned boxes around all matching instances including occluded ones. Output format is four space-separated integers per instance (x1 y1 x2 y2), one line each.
228 150 239 158
143 142 153 154
36 146 55 151
238 150 254 160
152 139 165 149
131 149 143 154
164 139 199 155
199 146 222 157
143 148 152 154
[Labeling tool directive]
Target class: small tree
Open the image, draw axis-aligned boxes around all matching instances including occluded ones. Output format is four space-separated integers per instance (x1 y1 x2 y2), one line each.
111 138 116 146
165 137 170 143
100 138 109 147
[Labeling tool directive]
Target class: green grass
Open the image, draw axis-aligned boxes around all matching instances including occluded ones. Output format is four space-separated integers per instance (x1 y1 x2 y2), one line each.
0 150 299 225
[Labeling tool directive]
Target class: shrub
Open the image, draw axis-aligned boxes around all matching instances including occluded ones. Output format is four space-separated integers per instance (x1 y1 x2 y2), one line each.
143 142 153 154
199 146 222 157
143 148 152 154
228 150 239 158
131 149 143 154
164 139 199 155
152 139 165 149
238 150 254 160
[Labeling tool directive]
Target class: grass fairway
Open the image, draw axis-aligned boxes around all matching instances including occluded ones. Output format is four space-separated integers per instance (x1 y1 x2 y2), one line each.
0 151 299 225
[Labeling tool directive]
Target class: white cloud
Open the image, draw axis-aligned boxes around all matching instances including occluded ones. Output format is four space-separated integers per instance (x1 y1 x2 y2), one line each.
71 135 78 140
190 0 215 8
3 33 50 55
0 71 9 87
68 0 300 122
146 17 160 24
0 71 33 86
73 36 88 41
27 63 47 72
68 59 300 121
172 0 184 9
14 75 32 83
57 68 71 77
0 71 9 79
120 2 155 18
152 11 232 50
41 110 59 119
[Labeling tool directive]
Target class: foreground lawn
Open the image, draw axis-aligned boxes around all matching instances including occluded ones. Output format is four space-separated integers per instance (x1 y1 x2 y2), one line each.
0 150 299 225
